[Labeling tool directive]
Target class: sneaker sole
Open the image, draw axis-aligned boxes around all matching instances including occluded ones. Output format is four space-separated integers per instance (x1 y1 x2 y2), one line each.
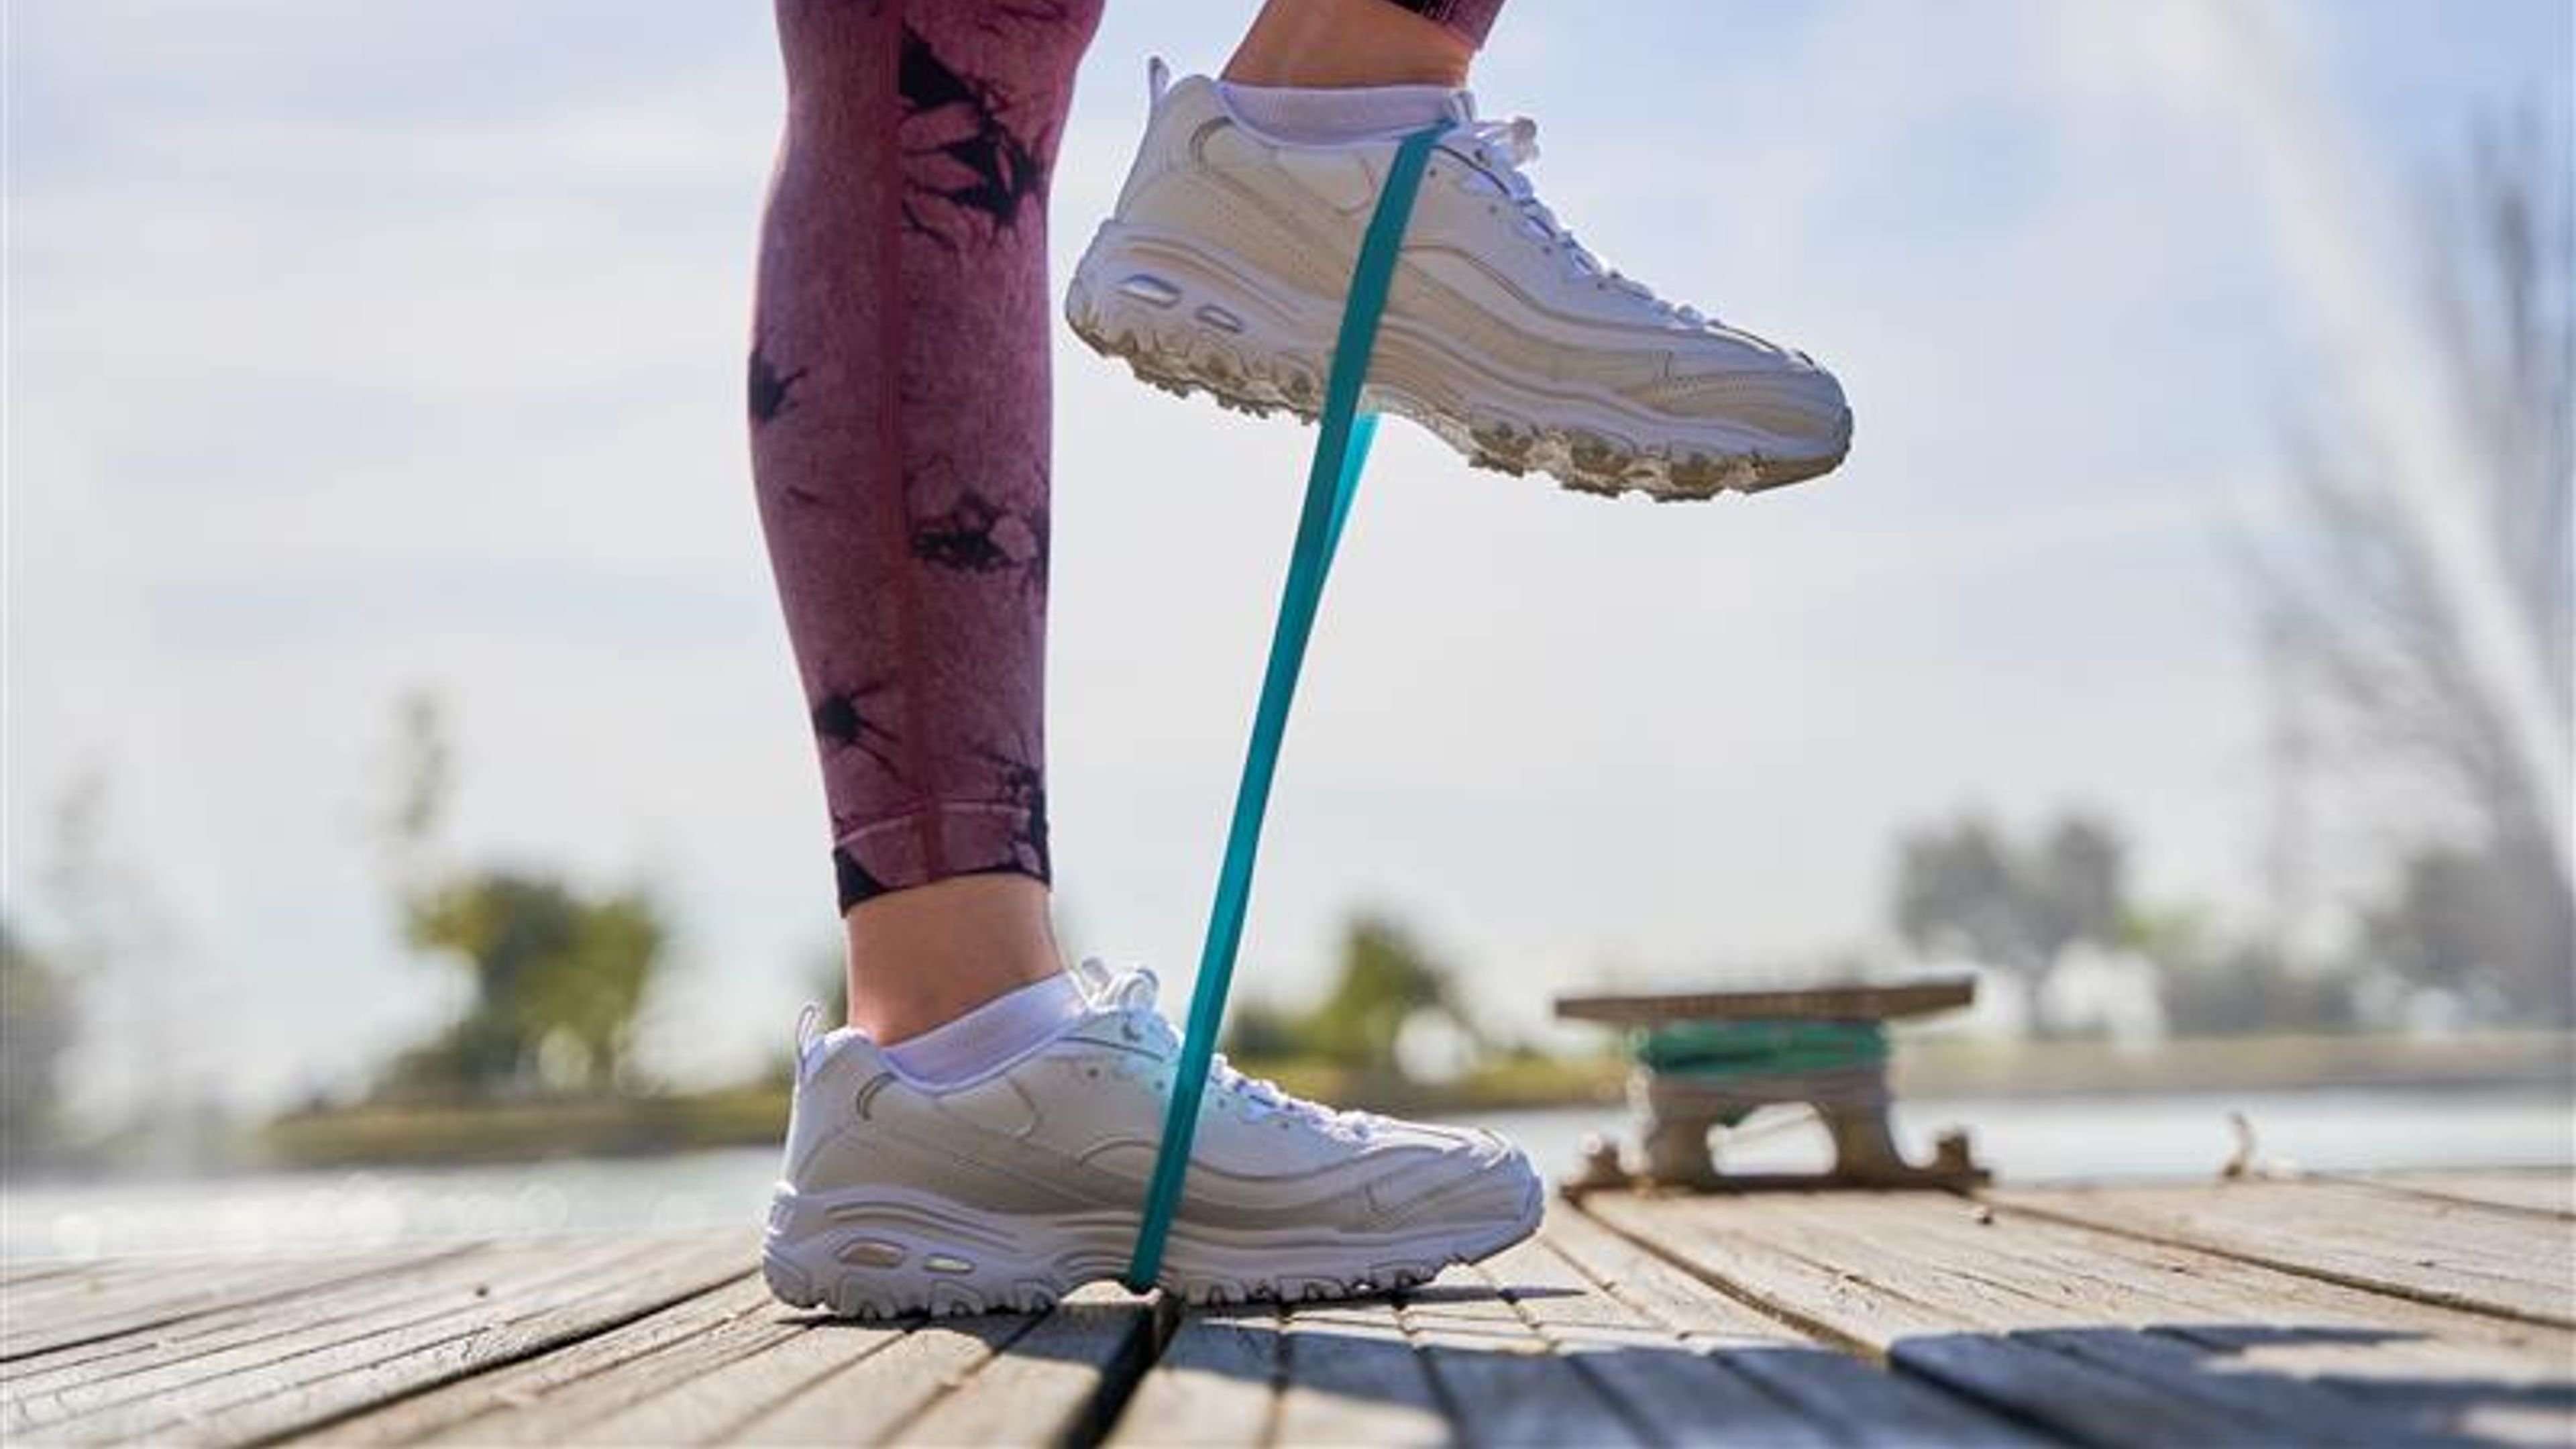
1067 223 1851 502
761 1174 1545 1319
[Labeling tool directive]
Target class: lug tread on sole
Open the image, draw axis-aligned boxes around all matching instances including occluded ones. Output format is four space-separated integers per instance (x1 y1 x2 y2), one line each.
1067 294 1847 503
763 1171 1539 1318
766 1242 1489 1322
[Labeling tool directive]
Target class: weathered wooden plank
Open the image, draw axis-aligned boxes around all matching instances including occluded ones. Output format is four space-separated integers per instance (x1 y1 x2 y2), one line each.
9 1238 625 1439
1556 978 1974 1026
1268 1297 1448 1447
1479 1232 1837 1448
1533 1208 1807 1346
1843 1192 2575 1392
1105 1304 1277 1448
2150 1184 2557 1283
1642 1190 2576 1444
300 1273 773 1444
682 1286 1151 1448
307 1273 816 1446
728 1316 1026 1446
1772 1185 2576 1361
1 1244 472 1362
160 1233 755 1447
1586 1191 2458 1446
1 1260 87 1288
1397 1264 1650 1447
1997 1180 2576 1327
897 1285 1159 1448
26 1232 750 1445
547 1301 912 1446
1835 1193 2576 1449
2337 1170 2576 1220
1545 1206 2049 1447
1 1242 554 1406
2080 1180 2557 1283
3 1240 602 1427
0 1258 160 1298
1 1249 382 1318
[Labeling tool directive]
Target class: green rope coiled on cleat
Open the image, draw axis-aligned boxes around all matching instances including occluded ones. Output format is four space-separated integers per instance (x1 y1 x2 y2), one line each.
1631 1020 1890 1079
1124 121 1452 1295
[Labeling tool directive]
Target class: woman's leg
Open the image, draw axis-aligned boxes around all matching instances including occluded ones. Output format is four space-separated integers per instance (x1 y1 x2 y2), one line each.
758 0 1550 1322
750 0 1102 1043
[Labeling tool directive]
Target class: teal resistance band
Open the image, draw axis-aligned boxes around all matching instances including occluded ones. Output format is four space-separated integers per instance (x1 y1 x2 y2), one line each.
1124 121 1451 1293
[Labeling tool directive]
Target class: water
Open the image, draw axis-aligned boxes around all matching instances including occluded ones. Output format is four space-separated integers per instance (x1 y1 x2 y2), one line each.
4 1088 2566 1263
1484 1087 2576 1187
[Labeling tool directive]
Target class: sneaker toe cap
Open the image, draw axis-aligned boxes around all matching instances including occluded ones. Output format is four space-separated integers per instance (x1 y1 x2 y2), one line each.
1361 1126 1542 1233
1659 356 1851 449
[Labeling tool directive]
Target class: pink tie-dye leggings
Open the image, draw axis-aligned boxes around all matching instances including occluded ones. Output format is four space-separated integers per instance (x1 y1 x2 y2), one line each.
748 0 1499 913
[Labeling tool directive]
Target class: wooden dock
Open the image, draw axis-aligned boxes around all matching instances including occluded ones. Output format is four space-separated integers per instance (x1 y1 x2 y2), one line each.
5 1169 2570 1445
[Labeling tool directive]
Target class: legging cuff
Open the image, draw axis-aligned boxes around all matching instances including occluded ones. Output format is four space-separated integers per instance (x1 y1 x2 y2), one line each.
833 802 1052 912
1378 0 1503 48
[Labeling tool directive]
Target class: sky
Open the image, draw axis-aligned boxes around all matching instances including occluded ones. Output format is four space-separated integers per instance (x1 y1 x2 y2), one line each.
7 0 2569 1116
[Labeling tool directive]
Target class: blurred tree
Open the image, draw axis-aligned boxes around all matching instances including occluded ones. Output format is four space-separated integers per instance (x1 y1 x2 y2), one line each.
1218 913 1474 1084
1894 816 2032 969
1893 812 2130 973
388 874 665 1098
2241 112 2572 1021
0 920 78 1174
1896 813 2371 1034
33 772 178 1159
371 694 669 1102
2361 843 2573 1022
1301 914 1465 1071
2031 816 2128 959
2128 907 2357 1038
1222 998 1304 1059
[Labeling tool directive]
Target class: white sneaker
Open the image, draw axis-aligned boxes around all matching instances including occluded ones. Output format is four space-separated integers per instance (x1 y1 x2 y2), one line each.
761 959 1543 1317
1067 67 1852 500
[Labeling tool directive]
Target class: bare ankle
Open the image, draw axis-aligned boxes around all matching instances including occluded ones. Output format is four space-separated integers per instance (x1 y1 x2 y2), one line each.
1222 0 1474 90
841 874 1065 1042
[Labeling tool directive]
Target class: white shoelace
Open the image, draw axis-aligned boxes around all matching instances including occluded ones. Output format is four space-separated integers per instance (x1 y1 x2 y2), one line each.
1092 961 1377 1143
1456 115 1711 329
